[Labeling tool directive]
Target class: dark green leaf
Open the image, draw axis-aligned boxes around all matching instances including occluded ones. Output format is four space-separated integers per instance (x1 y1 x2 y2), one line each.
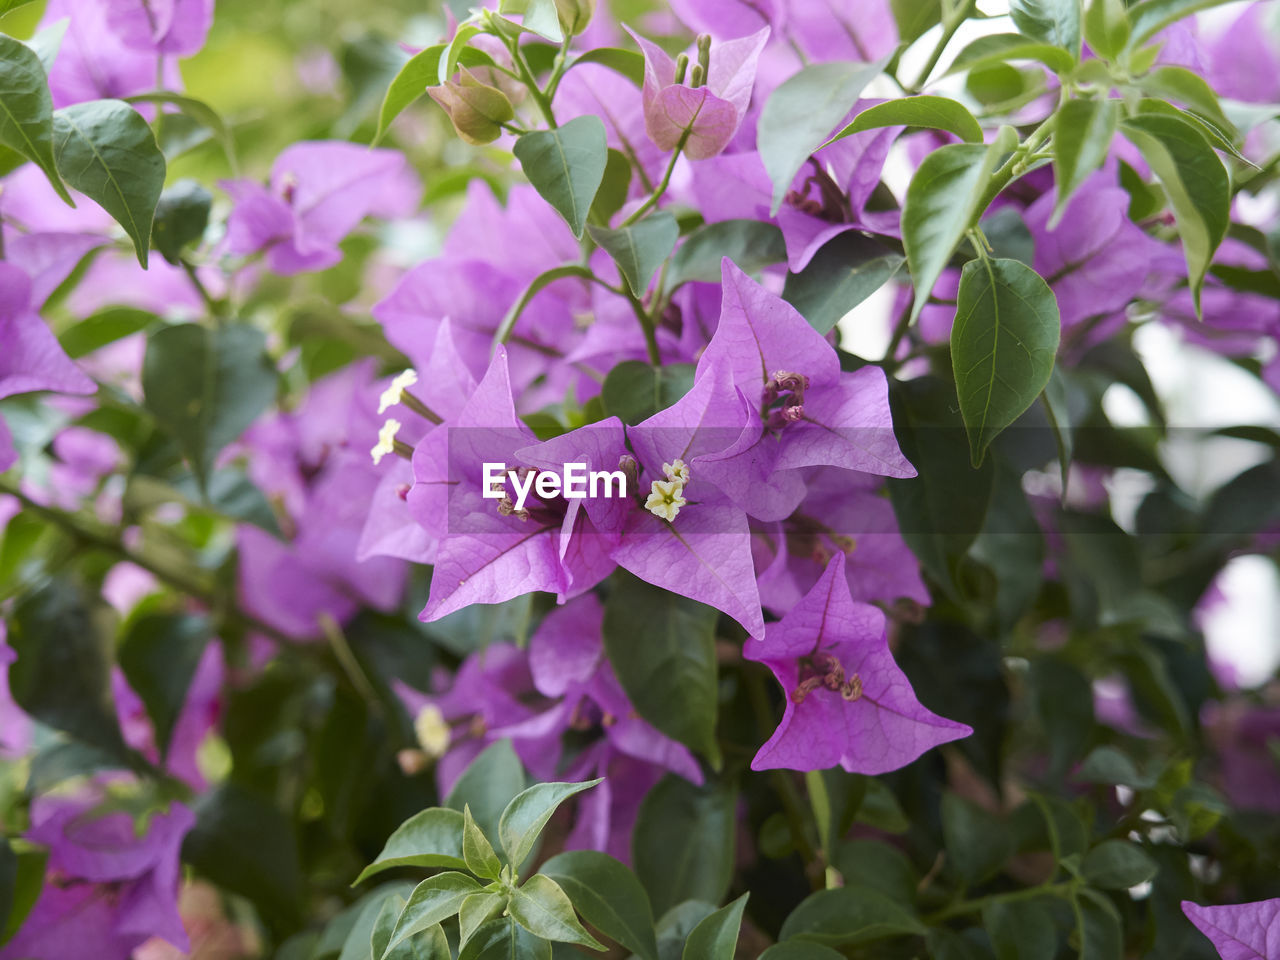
600 361 696 426
539 850 658 960
951 256 1061 466
948 33 1077 75
52 99 165 267
588 212 678 296
782 234 905 335
758 58 889 214
1053 99 1118 222
494 264 597 346
1072 889 1122 960
983 899 1057 960
1074 746 1153 789
779 886 925 946
667 220 786 288
498 0 563 42
513 115 607 238
1030 657 1094 780
509 874 603 949
1121 113 1229 315
942 791 1012 884
1010 0 1082 57
151 179 211 265
1138 66 1234 134
60 307 154 359
825 96 983 145
633 776 736 917
446 739 527 840
141 323 277 485
0 839 45 946
1030 793 1090 864
499 779 602 874
354 808 468 884
981 206 1035 265
1041 365 1074 488
566 47 645 86
0 33 71 203
117 612 212 757
1081 840 1158 889
682 893 747 960
602 570 719 763
460 916 551 960
759 944 845 960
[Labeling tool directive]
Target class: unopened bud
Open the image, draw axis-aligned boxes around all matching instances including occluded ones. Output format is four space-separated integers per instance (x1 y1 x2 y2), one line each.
428 68 515 145
554 0 596 36
689 63 705 88
696 33 711 77
674 52 689 85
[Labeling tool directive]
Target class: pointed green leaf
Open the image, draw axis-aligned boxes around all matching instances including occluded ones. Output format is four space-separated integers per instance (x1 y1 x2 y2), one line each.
383 873 482 956
354 808 467 884
667 220 786 288
1083 0 1130 58
459 917 551 960
446 739 527 840
439 22 484 84
633 777 736 917
1010 0 1082 57
539 850 659 960
1121 113 1229 315
462 806 503 881
758 57 889 215
942 791 1013 884
682 893 747 960
983 899 1058 960
509 874 604 950
151 179 212 265
782 234 905 335
1137 66 1234 134
126 92 238 173
371 895 406 960
498 0 563 42
824 96 984 146
947 33 1077 75
513 115 607 238
373 45 495 144
588 212 678 296
600 361 696 425
1127 0 1239 46
951 256 1061 466
458 892 508 949
779 886 925 946
499 780 604 874
1041 365 1074 490
52 100 165 267
0 33 71 203
1080 840 1158 889
1052 98 1118 224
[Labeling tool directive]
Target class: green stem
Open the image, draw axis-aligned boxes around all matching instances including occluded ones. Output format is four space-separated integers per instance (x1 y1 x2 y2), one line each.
925 882 1074 923
508 37 557 128
619 130 688 227
181 260 225 319
625 292 662 365
910 0 978 93
318 613 384 715
883 293 915 368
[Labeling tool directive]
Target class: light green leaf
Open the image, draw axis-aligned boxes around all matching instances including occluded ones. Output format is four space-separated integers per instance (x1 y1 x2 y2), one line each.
951 256 1061 466
141 323 277 486
1137 66 1235 136
781 234 905 335
1052 98 1118 224
382 873 482 956
499 781 603 876
458 892 508 950
117 613 212 757
509 874 604 950
1127 0 1239 46
52 99 165 267
759 943 846 960
1080 840 1158 889
126 92 238 173
901 126 1015 322
1083 0 1130 59
498 0 563 42
602 570 720 764
539 850 659 960
1010 0 1082 57
588 212 678 296
779 886 925 946
25 19 67 75
494 264 597 346
0 33 71 203
824 96 983 146
373 44 494 144
667 220 786 288
513 114 607 238
459 917 551 960
1134 97 1252 167
1073 746 1153 789
1121 112 1229 315
565 47 645 86
440 22 485 84
758 57 888 215
947 33 1077 75
633 777 736 917
682 893 747 960
462 805 503 881
354 808 467 884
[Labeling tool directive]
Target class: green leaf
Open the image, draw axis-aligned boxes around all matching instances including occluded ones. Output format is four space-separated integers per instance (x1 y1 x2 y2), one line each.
1030 657 1093 780
459 917 551 960
782 234 905 335
948 33 1077 75
1072 888 1122 960
462 806 503 881
371 895 405 960
539 850 659 960
513 115 607 238
60 307 152 358
493 264 596 346
591 148 632 224
459 892 509 950
1137 66 1235 134
983 899 1057 960
602 570 720 764
151 179 211 265
446 739 527 841
0 33 71 203
824 96 983 146
1074 746 1153 789
509 874 604 950
600 360 696 426
1081 840 1158 889
1052 98 1118 223
7 578 127 758
383 872 482 956
1041 365 1074 489
779 886 925 946
499 780 603 875
126 93 238 172
951 256 1061 466
566 47 645 86
117 612 212 757
373 45 494 144
942 791 1012 884
833 840 919 905
759 943 846 960
52 100 165 267
498 0 564 42
588 212 678 296
758 57 889 215
0 0 39 15
1127 0 1239 46
901 128 1015 322
1030 793 1090 864
890 0 942 44
1120 113 1229 315
1010 0 1082 57
141 323 278 485
440 23 485 84
354 808 468 884
1083 0 1130 59
667 220 786 288
633 776 736 917
682 893 747 960
0 839 46 946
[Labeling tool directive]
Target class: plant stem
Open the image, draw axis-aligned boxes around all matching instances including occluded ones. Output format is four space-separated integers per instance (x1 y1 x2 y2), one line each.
620 130 689 227
925 882 1074 923
625 292 662 365
911 0 978 93
508 37 557 128
181 259 225 319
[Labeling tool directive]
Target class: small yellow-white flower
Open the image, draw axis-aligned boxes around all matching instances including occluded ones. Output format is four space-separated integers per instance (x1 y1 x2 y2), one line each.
662 458 690 483
645 478 687 522
377 369 419 414
413 704 451 758
370 418 403 465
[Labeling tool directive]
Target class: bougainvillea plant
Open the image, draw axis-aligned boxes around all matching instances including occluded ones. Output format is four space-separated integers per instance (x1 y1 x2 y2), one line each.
1 0 1279 956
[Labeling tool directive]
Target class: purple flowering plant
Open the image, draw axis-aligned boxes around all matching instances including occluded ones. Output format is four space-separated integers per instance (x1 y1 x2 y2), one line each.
1 0 1280 956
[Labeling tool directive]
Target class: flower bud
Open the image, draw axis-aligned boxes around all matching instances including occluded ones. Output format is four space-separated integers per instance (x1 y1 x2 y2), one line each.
428 68 515 145
554 0 596 36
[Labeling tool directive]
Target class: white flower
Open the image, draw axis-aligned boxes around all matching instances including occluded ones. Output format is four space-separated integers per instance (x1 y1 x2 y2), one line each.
377 369 419 414
662 458 690 483
371 418 403 465
645 478 687 522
